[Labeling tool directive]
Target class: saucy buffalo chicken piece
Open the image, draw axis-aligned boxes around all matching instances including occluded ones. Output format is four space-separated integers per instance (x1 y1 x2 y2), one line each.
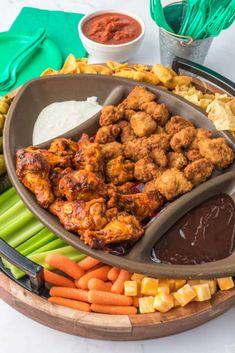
48 138 78 157
49 198 108 233
184 158 214 186
16 147 54 208
80 213 144 248
73 134 104 174
59 168 107 201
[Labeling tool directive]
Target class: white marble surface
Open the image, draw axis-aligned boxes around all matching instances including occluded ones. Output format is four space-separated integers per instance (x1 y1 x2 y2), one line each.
0 1 235 352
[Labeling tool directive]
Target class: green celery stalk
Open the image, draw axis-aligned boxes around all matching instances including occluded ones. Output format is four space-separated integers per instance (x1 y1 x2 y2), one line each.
16 228 57 256
31 238 66 255
11 246 86 279
0 187 20 215
0 209 36 241
0 200 25 226
6 219 44 247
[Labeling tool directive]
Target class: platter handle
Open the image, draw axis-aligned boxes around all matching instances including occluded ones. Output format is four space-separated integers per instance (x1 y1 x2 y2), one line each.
172 56 235 96
0 238 44 293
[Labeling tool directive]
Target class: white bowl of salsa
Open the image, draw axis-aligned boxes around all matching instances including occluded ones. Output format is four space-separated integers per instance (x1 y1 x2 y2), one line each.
78 10 145 62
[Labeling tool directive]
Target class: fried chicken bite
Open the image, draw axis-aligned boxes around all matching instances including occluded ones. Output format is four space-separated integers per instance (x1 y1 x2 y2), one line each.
122 86 156 110
147 133 170 150
100 141 124 160
170 127 196 152
123 109 137 121
80 212 144 248
165 115 194 137
198 137 234 169
151 149 168 167
140 101 169 126
105 156 134 184
74 134 103 174
185 149 202 162
190 128 213 150
118 120 136 143
59 169 107 201
49 138 78 157
99 105 124 126
154 168 193 200
49 198 108 233
130 112 157 137
134 157 161 182
108 192 164 220
167 152 187 169
16 148 54 208
184 158 214 186
95 124 120 144
124 138 150 161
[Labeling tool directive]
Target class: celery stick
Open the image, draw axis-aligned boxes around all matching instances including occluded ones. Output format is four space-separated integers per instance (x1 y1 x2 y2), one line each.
7 220 44 247
16 228 57 256
0 209 35 239
0 188 20 215
0 200 25 226
11 246 86 279
31 238 65 255
1 258 11 269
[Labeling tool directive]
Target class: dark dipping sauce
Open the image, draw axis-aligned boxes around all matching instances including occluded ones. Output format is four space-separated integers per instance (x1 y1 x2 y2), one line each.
152 194 235 265
82 13 142 45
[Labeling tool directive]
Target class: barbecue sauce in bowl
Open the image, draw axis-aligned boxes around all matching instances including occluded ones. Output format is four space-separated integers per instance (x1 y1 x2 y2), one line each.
152 194 235 265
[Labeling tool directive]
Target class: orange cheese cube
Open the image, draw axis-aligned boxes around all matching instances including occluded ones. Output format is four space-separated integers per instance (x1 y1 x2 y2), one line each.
157 279 170 294
200 280 217 295
174 279 186 291
124 280 138 296
173 284 196 307
139 296 155 314
153 292 174 313
192 283 211 302
217 277 234 291
141 277 158 296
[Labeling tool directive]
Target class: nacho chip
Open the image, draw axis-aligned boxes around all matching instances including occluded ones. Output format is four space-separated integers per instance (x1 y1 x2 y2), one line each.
60 54 77 74
40 68 58 77
141 71 160 85
152 64 175 83
133 64 149 72
76 63 97 74
113 69 145 81
207 99 235 131
106 60 128 71
76 57 88 64
91 65 113 75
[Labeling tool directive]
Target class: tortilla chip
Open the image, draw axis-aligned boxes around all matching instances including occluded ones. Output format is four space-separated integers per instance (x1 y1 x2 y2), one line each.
91 65 113 75
40 68 58 77
152 64 175 83
207 99 235 131
106 60 128 71
60 54 77 74
133 64 149 72
113 70 145 81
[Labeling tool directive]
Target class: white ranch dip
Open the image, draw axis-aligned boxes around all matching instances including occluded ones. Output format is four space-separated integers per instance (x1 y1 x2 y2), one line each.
32 97 102 145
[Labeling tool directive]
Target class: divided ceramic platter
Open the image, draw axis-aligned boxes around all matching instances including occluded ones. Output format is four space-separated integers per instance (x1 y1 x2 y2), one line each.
4 74 235 278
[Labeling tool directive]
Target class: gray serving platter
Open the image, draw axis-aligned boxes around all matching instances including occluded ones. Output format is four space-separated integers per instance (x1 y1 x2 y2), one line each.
4 74 235 278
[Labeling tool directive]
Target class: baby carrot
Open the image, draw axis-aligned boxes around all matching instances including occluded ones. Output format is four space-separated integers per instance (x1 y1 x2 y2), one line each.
107 267 120 282
45 253 84 279
44 269 76 288
78 256 101 271
88 278 112 292
49 297 91 312
91 304 137 315
50 287 89 302
76 266 111 289
132 297 140 308
111 269 132 294
88 290 133 306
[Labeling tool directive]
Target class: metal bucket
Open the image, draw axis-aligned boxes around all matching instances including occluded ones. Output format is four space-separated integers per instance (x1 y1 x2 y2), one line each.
159 1 214 66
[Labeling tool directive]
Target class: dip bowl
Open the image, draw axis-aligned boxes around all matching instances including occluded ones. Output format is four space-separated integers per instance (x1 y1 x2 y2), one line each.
78 10 145 62
4 74 235 279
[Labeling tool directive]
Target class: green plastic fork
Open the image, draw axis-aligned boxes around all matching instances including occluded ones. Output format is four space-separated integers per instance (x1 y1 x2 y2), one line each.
150 0 174 32
0 28 46 91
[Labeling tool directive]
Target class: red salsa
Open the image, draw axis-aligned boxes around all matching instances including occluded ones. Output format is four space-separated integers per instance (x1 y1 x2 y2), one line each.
82 13 142 45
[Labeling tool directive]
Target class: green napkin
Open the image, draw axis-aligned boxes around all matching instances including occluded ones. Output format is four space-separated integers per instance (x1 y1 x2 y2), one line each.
10 6 87 61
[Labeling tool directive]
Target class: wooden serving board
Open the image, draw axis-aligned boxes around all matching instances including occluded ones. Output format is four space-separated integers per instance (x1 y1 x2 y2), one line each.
1 271 235 340
1 71 235 340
